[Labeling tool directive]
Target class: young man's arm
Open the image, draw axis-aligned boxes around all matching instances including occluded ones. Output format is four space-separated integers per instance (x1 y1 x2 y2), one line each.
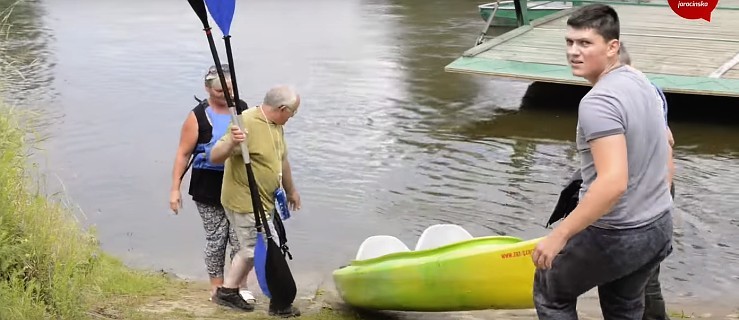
552 135 628 237
533 93 627 269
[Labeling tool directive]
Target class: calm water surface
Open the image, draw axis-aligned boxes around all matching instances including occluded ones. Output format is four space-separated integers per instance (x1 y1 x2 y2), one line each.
2 0 738 308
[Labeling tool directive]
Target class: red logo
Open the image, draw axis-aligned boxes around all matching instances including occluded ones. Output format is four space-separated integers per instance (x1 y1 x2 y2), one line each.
667 0 719 21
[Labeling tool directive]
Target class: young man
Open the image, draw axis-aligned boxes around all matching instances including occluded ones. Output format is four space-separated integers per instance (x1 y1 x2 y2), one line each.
209 85 302 317
532 4 674 319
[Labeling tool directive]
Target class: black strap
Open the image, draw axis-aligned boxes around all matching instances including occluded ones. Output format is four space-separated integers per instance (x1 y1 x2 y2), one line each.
180 97 210 181
272 211 292 260
180 155 196 181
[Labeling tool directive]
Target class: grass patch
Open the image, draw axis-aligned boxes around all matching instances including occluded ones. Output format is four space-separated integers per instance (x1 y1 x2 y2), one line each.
0 1 177 317
0 106 176 319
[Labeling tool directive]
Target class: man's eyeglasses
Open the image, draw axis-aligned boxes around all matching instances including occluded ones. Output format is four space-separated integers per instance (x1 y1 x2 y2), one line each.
281 104 297 116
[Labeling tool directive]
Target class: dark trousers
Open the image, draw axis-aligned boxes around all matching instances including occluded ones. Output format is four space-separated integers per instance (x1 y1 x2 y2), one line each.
642 184 675 320
643 266 670 320
534 211 673 320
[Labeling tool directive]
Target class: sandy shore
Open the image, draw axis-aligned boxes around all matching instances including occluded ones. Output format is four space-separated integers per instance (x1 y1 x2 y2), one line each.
314 278 739 320
129 270 738 320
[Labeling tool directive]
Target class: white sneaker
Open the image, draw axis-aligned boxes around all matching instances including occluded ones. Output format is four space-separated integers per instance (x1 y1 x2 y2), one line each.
240 289 256 303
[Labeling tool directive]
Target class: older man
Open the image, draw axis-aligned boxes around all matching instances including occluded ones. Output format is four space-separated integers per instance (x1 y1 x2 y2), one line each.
532 4 673 319
209 85 302 317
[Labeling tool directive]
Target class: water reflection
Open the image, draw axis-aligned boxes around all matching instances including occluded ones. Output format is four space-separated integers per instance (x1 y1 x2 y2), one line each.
386 0 491 104
0 0 56 124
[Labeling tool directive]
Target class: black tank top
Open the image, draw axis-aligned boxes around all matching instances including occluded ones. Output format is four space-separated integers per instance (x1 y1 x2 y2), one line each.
187 99 248 206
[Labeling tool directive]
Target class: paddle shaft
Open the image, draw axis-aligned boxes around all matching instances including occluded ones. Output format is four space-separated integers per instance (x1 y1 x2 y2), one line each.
220 34 273 237
198 25 271 236
223 35 242 112
188 1 295 306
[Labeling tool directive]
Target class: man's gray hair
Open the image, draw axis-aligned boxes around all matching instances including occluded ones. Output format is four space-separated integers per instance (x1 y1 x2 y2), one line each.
263 85 299 108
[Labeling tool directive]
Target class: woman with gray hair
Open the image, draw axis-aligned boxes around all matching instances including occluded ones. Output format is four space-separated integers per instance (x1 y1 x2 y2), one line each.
169 64 252 302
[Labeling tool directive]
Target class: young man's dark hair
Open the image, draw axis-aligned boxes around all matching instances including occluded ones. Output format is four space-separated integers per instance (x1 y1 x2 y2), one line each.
566 3 620 41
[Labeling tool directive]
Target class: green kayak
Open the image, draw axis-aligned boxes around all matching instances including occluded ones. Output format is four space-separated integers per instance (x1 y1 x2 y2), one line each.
332 224 542 312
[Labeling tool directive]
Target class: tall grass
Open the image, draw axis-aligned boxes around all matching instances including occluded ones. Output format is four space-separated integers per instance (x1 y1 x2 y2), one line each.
1 107 89 318
0 102 171 320
0 1 169 319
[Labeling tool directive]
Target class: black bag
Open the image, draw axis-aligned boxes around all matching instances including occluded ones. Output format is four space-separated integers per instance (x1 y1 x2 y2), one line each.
264 212 296 309
546 169 675 228
546 169 583 228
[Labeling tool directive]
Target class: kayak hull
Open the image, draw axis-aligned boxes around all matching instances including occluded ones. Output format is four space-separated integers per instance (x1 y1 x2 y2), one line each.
332 235 543 311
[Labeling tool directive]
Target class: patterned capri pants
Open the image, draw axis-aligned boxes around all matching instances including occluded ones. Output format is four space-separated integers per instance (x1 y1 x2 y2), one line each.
195 202 241 279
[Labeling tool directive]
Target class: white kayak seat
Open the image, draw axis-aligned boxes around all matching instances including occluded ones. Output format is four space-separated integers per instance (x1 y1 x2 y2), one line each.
414 224 474 251
355 235 410 260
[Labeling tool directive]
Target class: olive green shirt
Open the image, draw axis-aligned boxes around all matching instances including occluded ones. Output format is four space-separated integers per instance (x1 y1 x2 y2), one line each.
219 107 287 215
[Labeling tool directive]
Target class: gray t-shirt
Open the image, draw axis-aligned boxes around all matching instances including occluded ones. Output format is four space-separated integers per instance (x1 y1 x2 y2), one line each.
576 65 672 229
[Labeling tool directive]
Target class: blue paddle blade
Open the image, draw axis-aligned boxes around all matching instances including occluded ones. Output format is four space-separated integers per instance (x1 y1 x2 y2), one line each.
204 0 235 36
254 231 271 298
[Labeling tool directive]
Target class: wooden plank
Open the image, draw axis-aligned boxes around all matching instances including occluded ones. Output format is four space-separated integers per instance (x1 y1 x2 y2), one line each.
471 2 739 79
474 26 739 78
445 0 739 96
537 9 739 40
463 25 533 58
620 32 739 44
478 36 738 65
709 53 739 78
724 68 739 80
444 57 739 97
480 26 739 52
724 60 739 79
462 8 576 57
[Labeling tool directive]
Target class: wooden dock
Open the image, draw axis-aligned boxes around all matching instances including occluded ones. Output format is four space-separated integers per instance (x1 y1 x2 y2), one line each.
445 1 739 97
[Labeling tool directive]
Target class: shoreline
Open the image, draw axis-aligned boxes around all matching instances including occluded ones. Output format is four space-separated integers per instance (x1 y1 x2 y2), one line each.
133 269 739 320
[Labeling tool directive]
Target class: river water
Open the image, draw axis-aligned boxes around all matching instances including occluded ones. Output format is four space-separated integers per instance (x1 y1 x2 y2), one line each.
1 0 738 310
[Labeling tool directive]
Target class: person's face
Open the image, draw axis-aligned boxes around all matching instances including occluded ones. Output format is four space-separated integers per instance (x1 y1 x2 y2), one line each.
565 27 619 83
206 78 233 105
